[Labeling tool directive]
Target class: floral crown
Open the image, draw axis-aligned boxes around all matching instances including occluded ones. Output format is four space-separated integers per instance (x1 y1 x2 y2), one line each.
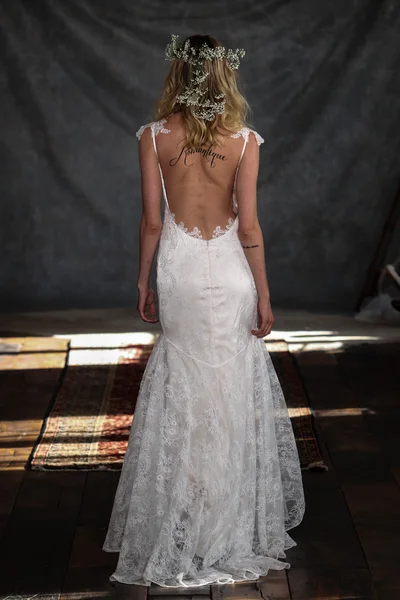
165 34 245 121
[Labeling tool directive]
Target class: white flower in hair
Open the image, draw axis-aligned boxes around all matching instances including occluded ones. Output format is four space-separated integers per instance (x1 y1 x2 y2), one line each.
165 34 246 121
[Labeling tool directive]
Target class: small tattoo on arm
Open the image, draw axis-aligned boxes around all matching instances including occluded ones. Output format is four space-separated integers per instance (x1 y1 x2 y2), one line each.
242 244 259 248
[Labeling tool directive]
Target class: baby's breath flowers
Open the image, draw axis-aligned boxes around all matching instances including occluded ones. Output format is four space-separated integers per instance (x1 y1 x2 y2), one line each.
165 34 245 121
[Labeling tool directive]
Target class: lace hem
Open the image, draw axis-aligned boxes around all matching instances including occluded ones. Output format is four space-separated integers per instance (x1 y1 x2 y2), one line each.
106 551 293 587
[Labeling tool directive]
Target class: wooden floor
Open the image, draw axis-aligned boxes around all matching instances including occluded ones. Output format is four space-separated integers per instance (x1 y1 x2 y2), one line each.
0 329 399 600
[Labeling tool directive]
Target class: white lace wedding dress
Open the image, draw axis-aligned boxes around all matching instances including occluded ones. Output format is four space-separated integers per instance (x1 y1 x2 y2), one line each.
102 119 305 587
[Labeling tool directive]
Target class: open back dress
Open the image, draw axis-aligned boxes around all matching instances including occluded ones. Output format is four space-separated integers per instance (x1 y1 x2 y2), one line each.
102 118 305 587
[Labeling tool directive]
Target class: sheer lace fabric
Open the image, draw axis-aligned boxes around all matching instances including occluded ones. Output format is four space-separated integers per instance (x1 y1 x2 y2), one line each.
171 212 237 240
103 119 305 587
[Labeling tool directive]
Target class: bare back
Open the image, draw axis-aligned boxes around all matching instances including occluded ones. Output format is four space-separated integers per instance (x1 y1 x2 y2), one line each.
153 114 243 239
136 113 264 241
151 113 258 240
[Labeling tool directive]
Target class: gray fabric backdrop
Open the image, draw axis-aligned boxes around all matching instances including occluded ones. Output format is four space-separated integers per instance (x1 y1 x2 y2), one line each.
1 0 399 313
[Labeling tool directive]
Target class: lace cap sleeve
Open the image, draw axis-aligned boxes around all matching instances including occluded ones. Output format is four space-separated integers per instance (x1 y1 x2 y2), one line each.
136 122 152 141
231 127 264 146
250 129 264 145
136 119 171 141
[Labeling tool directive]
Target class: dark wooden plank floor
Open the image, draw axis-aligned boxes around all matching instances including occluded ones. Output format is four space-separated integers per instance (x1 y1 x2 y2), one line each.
0 336 399 600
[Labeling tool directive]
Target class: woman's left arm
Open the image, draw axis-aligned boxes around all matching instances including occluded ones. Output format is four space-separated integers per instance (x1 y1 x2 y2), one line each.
136 126 163 323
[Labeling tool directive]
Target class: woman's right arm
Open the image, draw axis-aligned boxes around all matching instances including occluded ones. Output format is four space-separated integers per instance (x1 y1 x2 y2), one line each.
236 133 274 337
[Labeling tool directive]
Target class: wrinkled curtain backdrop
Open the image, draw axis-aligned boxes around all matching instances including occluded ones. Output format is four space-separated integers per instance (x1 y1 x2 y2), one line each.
1 0 399 313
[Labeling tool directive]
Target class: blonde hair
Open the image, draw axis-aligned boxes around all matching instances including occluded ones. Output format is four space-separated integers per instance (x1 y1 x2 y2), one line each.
154 34 251 149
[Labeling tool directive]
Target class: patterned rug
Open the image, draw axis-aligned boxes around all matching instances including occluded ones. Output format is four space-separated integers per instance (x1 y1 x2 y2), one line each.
267 342 328 472
28 340 328 471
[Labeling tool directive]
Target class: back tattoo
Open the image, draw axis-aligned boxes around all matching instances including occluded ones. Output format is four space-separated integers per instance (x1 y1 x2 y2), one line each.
169 143 227 168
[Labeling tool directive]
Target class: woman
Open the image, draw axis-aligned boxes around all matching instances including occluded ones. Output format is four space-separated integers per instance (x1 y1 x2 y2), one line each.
103 33 305 588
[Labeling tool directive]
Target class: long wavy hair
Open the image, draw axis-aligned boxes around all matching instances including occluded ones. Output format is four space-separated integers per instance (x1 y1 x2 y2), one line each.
154 34 251 149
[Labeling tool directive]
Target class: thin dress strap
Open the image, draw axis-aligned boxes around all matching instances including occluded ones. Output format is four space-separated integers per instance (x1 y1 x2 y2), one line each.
232 131 249 214
150 122 171 210
232 128 264 214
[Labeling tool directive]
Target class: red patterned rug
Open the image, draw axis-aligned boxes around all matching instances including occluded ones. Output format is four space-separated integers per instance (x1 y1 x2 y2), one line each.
267 342 328 472
28 340 327 471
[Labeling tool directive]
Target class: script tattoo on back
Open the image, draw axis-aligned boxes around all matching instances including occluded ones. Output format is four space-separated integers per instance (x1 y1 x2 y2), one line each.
170 143 227 168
